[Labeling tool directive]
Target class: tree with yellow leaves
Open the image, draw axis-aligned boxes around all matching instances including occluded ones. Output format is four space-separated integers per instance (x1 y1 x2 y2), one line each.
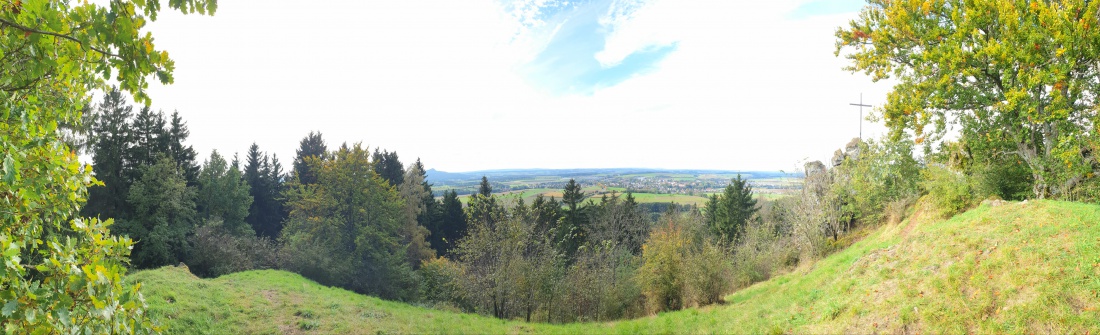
837 0 1100 198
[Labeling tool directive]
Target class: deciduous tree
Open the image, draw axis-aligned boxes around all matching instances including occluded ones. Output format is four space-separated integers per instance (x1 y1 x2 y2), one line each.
836 0 1100 198
0 0 214 331
281 144 415 300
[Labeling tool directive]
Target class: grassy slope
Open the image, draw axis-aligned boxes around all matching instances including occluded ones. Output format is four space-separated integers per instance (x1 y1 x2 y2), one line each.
131 200 1100 334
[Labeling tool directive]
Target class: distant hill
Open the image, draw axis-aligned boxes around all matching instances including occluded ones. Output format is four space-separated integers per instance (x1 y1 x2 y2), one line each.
130 199 1100 334
424 167 798 185
423 168 477 183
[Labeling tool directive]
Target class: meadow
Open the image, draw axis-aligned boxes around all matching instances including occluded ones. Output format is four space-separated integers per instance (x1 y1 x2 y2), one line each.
131 200 1100 334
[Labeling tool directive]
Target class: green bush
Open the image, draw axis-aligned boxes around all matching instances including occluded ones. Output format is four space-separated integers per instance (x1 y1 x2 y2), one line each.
833 138 921 227
637 213 733 313
921 165 977 218
684 240 732 306
637 221 686 313
730 217 796 289
187 224 279 278
418 257 467 309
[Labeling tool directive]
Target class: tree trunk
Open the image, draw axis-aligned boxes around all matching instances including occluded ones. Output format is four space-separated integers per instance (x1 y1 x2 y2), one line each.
547 293 553 323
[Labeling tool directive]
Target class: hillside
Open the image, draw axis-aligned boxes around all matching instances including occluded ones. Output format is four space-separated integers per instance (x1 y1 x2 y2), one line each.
129 200 1100 334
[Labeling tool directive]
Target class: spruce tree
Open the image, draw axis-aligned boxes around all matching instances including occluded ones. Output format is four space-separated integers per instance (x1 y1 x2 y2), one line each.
83 89 134 221
478 176 492 196
709 174 758 244
414 159 446 256
244 143 283 238
439 189 467 257
167 111 199 186
399 163 435 265
531 194 562 235
125 106 169 183
559 179 587 259
372 148 404 187
293 131 327 185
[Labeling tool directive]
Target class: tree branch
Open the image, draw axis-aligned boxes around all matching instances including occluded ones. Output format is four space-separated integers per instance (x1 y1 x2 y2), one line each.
0 17 120 58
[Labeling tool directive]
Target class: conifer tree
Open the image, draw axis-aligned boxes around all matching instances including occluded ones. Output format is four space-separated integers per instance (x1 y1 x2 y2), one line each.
399 163 435 265
83 89 135 221
244 143 284 238
196 150 254 236
167 111 199 186
707 174 758 244
372 148 405 187
478 176 492 196
439 189 468 257
414 159 446 255
125 107 169 183
293 131 327 185
117 157 197 269
531 194 562 235
557 179 589 259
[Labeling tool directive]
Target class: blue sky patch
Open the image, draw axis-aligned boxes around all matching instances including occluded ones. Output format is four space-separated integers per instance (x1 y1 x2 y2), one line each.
521 0 676 95
787 0 865 19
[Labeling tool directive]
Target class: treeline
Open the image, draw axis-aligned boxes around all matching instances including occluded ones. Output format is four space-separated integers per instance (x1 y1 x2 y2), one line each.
78 89 770 321
81 89 1016 323
78 89 469 282
419 178 741 321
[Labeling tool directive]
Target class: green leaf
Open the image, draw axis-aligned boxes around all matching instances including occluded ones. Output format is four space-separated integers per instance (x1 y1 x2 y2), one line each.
2 242 18 258
1 300 16 317
2 154 14 183
58 309 71 327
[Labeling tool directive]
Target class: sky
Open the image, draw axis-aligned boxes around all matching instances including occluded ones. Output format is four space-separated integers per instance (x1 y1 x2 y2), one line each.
134 0 892 173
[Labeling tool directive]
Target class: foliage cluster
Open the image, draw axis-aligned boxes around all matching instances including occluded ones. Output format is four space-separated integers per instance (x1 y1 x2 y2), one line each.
920 165 978 218
0 0 213 332
836 0 1100 200
637 212 732 313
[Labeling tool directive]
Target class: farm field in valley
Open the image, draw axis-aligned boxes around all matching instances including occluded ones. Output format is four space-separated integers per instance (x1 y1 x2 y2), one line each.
436 168 801 207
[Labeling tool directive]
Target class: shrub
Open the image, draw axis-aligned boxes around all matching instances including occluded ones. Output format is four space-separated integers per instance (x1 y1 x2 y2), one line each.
637 221 686 313
187 224 279 278
730 218 796 289
832 138 920 228
637 213 733 313
921 165 977 218
562 245 642 322
418 257 467 309
684 240 731 306
278 232 358 292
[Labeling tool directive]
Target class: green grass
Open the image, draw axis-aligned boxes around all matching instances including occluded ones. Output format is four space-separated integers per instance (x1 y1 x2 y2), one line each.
132 200 1100 334
621 193 710 206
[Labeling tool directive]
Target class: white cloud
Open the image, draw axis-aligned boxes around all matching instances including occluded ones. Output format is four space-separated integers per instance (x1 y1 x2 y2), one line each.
136 0 892 172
